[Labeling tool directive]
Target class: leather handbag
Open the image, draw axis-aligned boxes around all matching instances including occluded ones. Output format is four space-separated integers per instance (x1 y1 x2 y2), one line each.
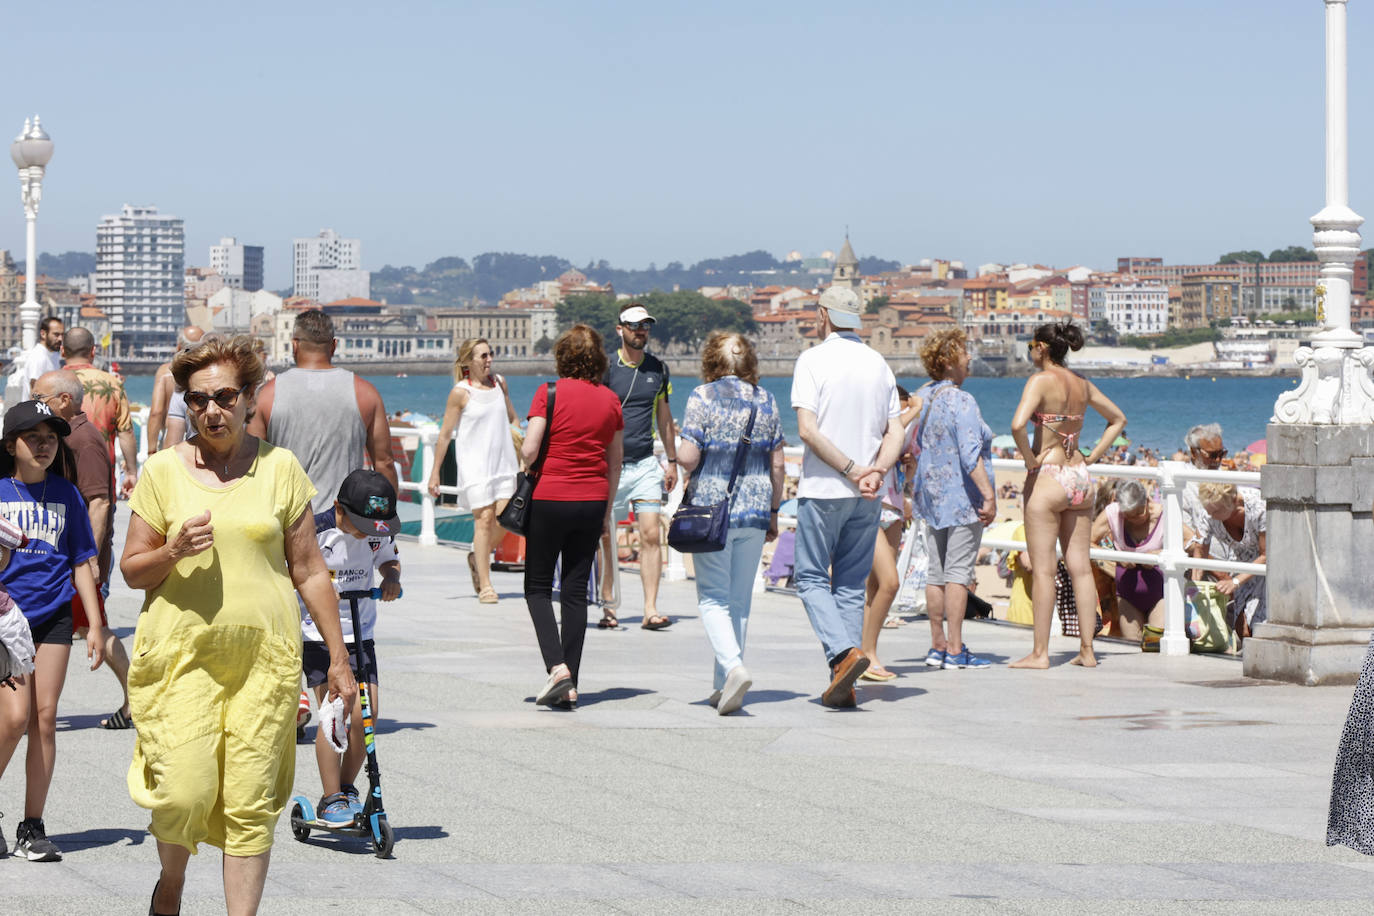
667 397 758 554
497 382 555 536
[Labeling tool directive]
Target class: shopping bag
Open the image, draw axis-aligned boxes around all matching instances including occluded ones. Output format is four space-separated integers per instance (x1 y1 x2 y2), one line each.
1185 581 1232 654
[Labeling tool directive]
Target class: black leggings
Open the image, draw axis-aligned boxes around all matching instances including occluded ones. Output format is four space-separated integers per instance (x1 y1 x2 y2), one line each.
523 499 605 686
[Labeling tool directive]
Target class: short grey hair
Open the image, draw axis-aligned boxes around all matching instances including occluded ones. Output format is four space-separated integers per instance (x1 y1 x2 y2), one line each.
1184 423 1223 449
39 369 84 408
1115 479 1148 514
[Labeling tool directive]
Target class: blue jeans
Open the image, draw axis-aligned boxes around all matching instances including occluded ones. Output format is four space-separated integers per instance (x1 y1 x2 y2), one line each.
692 526 767 690
794 496 882 666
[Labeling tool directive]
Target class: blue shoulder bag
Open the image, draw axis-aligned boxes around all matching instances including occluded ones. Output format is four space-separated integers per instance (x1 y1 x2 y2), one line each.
667 397 758 554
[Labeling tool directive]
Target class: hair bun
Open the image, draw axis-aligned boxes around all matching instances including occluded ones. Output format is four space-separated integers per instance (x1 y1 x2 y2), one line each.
1062 323 1084 351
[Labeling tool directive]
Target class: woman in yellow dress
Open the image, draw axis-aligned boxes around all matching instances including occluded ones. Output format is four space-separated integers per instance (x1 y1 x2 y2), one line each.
121 336 357 916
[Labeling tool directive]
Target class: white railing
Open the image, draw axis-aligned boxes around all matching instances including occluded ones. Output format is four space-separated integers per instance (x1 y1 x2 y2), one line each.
399 430 1265 657
980 458 1264 657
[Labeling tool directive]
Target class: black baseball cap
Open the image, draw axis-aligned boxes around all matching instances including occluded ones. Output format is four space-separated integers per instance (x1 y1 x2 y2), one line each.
3 399 70 439
337 469 399 537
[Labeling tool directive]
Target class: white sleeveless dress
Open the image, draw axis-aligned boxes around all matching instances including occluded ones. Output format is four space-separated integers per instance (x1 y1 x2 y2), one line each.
452 378 519 510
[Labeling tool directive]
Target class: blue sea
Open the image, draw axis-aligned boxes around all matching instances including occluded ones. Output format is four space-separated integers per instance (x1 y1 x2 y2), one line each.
120 372 1296 455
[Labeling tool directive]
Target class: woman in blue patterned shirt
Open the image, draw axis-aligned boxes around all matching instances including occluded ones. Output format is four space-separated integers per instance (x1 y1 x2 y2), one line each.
676 333 785 716
913 329 997 671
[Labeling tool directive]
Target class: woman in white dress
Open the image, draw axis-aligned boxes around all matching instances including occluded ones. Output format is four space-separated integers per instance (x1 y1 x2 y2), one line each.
427 338 520 603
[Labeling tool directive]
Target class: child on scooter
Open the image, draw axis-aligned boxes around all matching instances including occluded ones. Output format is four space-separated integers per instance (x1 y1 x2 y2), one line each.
301 469 401 825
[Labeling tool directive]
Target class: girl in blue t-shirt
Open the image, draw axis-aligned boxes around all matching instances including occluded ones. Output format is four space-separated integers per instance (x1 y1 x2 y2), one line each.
0 400 103 862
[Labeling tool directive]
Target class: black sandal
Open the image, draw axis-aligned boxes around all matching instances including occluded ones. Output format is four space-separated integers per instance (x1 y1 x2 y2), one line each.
102 708 133 730
597 613 618 629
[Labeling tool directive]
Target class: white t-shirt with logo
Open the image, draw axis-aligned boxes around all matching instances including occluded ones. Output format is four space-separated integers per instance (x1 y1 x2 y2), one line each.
299 527 399 643
790 331 900 500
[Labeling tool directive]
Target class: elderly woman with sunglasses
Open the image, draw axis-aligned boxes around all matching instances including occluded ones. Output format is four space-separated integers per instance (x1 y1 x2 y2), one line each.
122 335 357 916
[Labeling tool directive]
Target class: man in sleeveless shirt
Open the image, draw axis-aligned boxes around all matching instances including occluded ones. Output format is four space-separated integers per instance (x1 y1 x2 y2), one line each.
599 304 677 630
248 309 397 515
147 326 204 451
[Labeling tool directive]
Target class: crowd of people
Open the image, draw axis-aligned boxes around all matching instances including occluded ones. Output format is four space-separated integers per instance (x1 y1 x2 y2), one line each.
0 303 1276 913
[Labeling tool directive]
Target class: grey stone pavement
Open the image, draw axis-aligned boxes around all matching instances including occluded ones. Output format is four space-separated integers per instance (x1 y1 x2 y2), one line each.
5 519 1373 914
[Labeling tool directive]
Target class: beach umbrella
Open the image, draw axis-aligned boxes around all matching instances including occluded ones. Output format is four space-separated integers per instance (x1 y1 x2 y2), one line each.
1245 438 1267 455
1248 453 1267 467
991 434 1016 450
1112 435 1131 447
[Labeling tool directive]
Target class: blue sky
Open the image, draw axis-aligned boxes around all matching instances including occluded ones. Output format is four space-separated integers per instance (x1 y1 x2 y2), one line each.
3 0 1367 288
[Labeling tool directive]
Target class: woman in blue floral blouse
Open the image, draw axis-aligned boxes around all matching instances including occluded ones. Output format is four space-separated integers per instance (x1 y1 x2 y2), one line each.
913 329 997 671
676 333 785 715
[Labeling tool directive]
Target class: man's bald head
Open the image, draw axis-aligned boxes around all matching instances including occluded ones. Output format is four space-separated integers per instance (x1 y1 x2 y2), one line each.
62 326 95 359
32 369 84 417
177 326 206 351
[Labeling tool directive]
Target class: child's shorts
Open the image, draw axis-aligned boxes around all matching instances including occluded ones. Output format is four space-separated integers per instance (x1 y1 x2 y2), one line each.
303 639 378 687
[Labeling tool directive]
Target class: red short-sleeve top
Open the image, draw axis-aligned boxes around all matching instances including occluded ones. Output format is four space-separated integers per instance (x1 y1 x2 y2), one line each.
528 379 623 501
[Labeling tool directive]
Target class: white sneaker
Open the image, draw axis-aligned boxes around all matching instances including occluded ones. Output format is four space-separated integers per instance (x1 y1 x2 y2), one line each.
717 665 752 716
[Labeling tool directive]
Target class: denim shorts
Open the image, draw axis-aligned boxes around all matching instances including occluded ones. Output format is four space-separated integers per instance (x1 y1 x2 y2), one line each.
924 523 983 587
613 454 665 518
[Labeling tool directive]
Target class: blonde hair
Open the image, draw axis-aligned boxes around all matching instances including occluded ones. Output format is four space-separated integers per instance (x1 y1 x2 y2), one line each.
919 328 968 381
700 332 759 385
1197 482 1238 510
453 337 491 382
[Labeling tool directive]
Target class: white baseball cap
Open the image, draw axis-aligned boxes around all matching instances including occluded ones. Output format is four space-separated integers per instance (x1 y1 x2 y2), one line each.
619 305 656 324
818 286 863 329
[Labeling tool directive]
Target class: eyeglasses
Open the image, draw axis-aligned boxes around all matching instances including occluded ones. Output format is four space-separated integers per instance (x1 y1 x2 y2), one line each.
31 392 62 404
622 321 652 332
184 384 249 412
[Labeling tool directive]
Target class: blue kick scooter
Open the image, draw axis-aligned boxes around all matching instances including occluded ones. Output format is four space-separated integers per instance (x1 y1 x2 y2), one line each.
289 587 396 858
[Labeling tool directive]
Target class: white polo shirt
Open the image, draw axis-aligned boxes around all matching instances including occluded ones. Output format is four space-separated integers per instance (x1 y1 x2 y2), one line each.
790 331 900 500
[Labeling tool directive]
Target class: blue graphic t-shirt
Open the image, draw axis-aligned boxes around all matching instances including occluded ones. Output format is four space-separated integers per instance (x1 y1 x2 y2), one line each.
0 474 97 625
679 377 785 530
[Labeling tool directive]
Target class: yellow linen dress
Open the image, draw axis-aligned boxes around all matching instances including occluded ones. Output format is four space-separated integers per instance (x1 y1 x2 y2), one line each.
126 441 315 856
1005 524 1034 626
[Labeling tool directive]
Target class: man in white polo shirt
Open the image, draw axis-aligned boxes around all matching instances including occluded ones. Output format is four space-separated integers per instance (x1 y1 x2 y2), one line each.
791 286 904 708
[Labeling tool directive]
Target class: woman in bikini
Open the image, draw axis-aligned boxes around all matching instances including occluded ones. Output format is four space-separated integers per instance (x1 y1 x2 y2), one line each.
1009 322 1126 669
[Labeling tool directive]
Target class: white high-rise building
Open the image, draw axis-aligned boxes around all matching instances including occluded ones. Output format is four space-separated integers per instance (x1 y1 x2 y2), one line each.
96 205 185 357
293 229 368 301
209 237 264 291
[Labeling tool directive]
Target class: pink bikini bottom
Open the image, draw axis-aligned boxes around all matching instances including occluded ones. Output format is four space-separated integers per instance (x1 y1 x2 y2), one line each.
1029 462 1096 508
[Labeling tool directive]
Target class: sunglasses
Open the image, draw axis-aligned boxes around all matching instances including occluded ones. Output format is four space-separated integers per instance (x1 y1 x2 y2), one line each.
1193 447 1228 459
622 321 652 332
184 384 249 413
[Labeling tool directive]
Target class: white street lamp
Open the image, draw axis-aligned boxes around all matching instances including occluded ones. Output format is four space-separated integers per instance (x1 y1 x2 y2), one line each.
10 116 53 353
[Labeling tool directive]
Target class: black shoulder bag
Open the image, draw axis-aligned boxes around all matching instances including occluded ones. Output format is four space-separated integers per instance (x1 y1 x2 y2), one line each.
667 396 758 554
498 382 556 536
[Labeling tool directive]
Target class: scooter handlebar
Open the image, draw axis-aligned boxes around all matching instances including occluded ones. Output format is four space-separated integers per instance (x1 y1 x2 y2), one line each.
337 587 403 600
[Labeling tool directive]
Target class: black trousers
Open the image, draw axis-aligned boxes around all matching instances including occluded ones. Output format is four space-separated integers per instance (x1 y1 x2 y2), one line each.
523 499 605 686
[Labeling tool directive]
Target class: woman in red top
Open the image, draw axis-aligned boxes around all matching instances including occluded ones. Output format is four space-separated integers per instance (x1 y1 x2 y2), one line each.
519 325 623 709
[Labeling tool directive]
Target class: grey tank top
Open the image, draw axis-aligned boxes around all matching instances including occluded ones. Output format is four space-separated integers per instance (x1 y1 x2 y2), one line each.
267 367 368 514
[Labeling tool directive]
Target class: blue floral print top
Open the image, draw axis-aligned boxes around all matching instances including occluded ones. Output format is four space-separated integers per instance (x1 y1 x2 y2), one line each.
679 377 785 530
912 380 994 530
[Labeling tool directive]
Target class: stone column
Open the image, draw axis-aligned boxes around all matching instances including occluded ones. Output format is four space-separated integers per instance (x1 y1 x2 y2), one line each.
1245 0 1374 684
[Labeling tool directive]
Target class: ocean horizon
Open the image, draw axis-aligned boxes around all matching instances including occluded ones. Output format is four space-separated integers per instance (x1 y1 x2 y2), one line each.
120 371 1296 456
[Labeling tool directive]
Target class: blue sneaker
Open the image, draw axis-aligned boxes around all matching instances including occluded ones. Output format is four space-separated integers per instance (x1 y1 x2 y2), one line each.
318 793 354 825
341 782 363 815
924 648 946 668
943 646 991 669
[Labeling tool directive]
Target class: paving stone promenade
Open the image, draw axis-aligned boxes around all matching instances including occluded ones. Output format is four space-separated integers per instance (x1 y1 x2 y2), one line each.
5 521 1372 913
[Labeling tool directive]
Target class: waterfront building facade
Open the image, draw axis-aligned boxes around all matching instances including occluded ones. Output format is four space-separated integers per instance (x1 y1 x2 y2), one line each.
1089 279 1168 336
209 237 264 291
96 204 186 358
1180 273 1241 327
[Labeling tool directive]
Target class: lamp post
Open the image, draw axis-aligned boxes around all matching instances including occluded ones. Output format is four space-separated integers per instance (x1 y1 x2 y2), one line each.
10 116 53 353
1274 0 1374 423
